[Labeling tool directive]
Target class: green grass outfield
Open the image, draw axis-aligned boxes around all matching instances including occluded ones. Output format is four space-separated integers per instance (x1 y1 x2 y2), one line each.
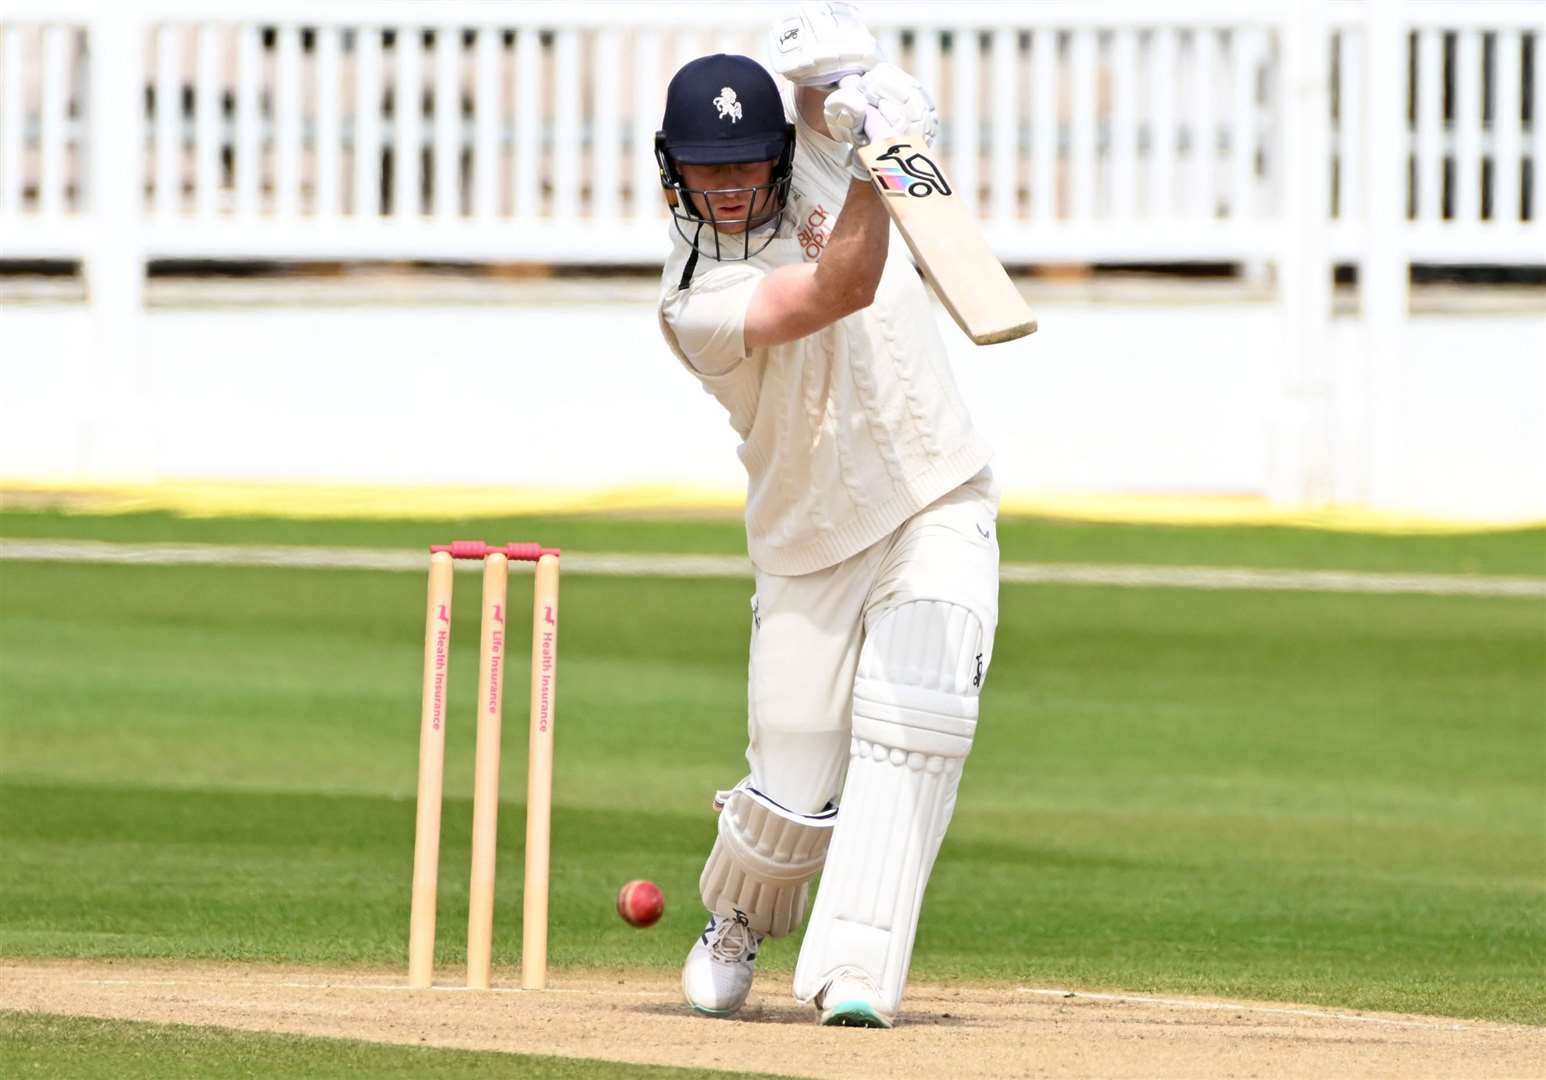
0 1012 793 1080
1 510 1543 1057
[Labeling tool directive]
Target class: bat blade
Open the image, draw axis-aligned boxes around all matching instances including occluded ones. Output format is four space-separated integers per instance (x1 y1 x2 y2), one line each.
858 138 1037 346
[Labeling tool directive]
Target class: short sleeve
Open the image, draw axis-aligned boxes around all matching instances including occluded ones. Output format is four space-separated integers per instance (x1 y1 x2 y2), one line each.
660 264 764 377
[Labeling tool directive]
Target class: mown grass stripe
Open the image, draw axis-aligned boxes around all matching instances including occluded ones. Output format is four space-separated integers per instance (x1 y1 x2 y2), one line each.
2 538 1543 598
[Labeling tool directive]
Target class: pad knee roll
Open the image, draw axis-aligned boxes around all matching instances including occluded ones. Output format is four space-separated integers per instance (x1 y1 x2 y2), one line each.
699 779 837 937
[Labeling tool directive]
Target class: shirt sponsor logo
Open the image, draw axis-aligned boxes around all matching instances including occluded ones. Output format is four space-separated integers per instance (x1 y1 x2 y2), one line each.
799 205 832 260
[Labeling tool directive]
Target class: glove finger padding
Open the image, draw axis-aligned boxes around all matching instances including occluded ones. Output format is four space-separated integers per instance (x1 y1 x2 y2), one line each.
857 62 921 105
856 62 938 148
771 1 880 88
822 76 868 148
824 74 879 181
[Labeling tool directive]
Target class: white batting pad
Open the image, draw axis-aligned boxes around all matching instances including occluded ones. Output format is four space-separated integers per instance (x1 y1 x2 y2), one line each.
699 779 837 937
793 599 984 1015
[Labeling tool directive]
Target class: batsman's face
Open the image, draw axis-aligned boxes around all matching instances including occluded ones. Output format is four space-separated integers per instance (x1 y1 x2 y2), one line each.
679 160 778 233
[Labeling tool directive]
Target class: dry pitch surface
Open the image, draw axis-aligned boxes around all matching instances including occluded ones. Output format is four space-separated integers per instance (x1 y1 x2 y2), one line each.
4 961 1541 1079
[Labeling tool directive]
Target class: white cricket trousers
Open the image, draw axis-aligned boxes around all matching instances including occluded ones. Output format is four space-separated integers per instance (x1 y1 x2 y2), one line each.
743 468 1000 815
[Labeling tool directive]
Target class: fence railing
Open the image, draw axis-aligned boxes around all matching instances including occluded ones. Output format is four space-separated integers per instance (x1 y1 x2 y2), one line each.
0 0 1542 512
1327 1 1544 262
1 0 1540 270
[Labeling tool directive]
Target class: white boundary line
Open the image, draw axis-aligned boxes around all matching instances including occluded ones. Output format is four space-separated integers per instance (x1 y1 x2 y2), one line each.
2 539 1543 598
1015 987 1471 1031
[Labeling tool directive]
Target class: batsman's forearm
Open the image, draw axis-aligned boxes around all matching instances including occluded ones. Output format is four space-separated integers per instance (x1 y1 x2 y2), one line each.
813 178 889 313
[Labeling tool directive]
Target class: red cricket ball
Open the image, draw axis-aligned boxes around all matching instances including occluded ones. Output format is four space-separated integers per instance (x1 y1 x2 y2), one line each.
616 879 665 928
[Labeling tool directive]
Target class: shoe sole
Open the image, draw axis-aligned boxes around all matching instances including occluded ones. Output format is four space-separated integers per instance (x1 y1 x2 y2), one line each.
820 1001 893 1029
687 1002 741 1019
682 968 745 1019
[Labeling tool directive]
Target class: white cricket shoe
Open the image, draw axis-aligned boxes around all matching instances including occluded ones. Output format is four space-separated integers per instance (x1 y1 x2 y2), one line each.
815 968 894 1028
681 911 763 1017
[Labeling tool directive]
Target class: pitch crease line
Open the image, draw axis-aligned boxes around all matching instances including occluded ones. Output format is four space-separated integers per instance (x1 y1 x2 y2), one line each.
1016 987 1470 1031
68 975 673 997
63 975 1481 1027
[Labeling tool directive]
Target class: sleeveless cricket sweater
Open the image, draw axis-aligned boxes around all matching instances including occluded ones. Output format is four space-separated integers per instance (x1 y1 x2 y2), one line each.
657 114 993 577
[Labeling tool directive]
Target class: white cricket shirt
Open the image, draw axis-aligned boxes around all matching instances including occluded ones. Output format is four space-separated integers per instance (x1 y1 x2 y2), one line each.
658 112 993 577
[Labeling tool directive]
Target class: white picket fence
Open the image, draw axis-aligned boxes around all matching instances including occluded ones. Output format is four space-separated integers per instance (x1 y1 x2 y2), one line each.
1 1 1541 270
0 0 1542 511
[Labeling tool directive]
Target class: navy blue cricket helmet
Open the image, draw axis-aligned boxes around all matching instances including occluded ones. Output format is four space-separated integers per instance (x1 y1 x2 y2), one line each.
655 54 796 261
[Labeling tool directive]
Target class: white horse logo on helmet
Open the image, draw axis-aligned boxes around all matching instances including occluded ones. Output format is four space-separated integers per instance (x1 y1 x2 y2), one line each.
713 87 743 123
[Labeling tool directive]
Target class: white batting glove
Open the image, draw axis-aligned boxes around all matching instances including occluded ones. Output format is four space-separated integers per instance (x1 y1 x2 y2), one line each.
823 75 869 147
770 1 880 88
855 62 939 149
824 75 884 181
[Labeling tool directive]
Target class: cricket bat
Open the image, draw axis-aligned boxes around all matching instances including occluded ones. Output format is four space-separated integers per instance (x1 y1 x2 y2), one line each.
858 138 1037 346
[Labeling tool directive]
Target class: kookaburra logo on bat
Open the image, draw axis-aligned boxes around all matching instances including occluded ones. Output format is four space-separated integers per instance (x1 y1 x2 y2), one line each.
871 144 953 198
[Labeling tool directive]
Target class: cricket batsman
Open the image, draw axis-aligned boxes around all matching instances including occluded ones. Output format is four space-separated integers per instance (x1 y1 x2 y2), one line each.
654 3 999 1028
